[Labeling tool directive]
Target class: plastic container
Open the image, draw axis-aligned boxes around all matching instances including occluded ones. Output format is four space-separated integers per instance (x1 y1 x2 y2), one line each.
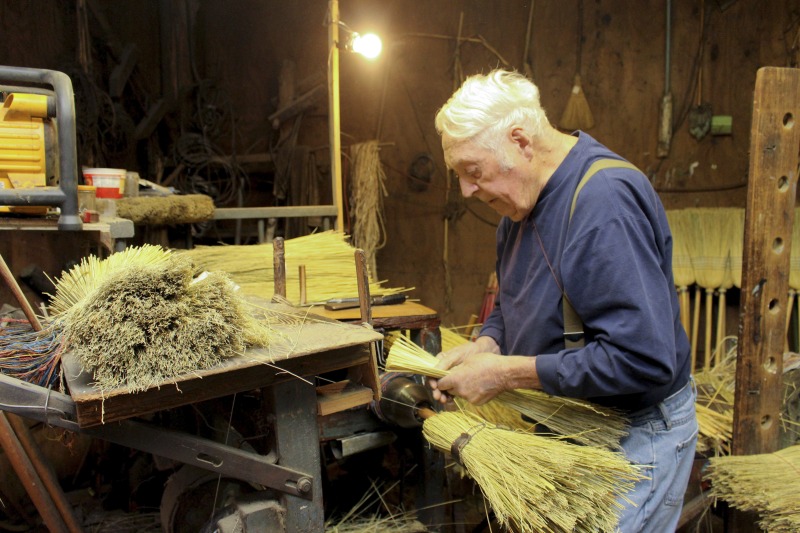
82 168 126 198
77 184 97 213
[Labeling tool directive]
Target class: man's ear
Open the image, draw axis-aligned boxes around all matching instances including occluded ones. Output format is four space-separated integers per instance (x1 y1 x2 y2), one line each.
509 127 533 156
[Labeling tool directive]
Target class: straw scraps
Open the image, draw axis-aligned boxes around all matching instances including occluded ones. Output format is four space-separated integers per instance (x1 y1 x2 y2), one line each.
0 318 64 388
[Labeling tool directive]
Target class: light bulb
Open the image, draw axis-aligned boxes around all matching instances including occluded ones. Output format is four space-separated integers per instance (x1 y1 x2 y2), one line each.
351 33 382 60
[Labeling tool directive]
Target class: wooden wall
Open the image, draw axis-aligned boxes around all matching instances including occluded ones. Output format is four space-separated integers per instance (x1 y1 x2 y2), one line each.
1 0 797 326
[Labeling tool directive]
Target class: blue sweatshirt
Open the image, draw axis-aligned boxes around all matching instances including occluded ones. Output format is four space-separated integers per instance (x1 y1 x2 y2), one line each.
479 132 691 413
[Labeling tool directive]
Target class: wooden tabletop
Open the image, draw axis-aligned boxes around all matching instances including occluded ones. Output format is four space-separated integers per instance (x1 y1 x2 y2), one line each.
63 303 383 428
311 301 441 330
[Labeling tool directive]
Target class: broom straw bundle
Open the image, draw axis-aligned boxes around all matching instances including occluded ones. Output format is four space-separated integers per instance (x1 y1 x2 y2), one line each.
666 210 695 340
705 444 800 532
684 209 732 370
385 333 628 449
180 231 407 304
350 141 389 280
48 245 273 393
422 410 644 532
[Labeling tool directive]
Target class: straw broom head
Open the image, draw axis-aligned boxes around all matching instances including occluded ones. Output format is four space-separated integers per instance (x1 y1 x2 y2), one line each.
385 332 628 449
705 444 800 532
423 410 644 532
559 74 594 131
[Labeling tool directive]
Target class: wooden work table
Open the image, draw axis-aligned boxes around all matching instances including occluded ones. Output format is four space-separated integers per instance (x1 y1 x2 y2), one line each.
61 301 383 533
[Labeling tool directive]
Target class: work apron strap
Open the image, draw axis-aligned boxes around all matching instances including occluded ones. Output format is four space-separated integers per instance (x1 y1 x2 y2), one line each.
563 159 640 350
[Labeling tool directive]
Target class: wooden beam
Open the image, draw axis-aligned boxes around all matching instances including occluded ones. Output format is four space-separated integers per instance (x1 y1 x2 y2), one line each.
732 67 800 531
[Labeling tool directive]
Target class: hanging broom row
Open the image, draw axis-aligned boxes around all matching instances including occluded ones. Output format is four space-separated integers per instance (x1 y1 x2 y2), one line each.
705 444 800 532
47 245 273 393
422 410 644 533
385 333 628 449
179 230 410 305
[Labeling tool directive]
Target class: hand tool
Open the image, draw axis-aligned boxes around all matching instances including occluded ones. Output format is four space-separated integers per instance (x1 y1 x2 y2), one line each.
324 293 407 311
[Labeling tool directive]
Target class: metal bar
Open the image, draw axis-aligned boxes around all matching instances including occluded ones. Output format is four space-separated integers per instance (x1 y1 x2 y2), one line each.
0 374 313 499
0 412 68 533
5 413 83 532
213 205 337 220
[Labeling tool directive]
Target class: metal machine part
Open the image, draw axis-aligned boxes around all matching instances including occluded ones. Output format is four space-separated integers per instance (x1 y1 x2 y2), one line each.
372 372 433 429
0 373 314 500
0 65 81 230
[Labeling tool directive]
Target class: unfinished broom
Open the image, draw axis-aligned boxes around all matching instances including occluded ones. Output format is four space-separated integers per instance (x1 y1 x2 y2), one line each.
385 333 628 449
705 444 800 532
665 210 695 344
421 409 644 532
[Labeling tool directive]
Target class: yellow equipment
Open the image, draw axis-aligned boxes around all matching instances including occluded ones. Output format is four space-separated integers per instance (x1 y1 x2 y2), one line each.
0 66 81 230
0 92 50 214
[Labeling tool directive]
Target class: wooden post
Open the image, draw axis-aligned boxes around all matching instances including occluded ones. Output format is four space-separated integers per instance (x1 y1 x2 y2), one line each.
273 237 286 300
732 67 800 531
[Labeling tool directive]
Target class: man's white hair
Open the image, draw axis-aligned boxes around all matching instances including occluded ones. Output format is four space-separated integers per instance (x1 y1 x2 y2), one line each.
435 69 549 160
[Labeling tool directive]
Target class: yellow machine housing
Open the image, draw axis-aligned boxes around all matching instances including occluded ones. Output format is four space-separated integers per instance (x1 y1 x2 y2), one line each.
0 92 52 213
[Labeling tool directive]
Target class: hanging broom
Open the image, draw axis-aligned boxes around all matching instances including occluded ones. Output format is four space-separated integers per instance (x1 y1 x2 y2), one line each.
559 0 594 131
420 408 644 532
385 333 628 450
705 444 800 532
666 210 695 344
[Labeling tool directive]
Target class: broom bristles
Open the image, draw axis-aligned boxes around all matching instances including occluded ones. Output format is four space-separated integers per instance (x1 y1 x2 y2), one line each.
559 74 594 131
423 410 644 532
385 332 628 449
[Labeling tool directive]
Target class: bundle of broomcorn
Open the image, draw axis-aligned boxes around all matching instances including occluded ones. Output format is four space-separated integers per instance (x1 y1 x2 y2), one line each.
179 231 408 305
424 410 643 532
705 444 800 532
48 245 272 393
385 332 628 449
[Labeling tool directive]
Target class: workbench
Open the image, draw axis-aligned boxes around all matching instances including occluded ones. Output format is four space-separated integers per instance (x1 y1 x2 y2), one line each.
6 302 383 532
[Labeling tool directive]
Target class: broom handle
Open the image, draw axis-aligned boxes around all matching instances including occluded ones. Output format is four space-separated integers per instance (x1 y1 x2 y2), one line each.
715 289 726 366
0 253 43 331
417 407 437 420
786 290 796 352
704 289 713 370
691 288 701 372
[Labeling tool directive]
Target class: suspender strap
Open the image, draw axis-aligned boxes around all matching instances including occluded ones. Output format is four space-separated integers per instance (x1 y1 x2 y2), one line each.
562 159 640 349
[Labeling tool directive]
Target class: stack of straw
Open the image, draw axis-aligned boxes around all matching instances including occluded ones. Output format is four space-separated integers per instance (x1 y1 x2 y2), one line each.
48 245 272 393
693 338 736 455
705 444 800 532
423 410 643 532
179 231 408 305
385 333 628 450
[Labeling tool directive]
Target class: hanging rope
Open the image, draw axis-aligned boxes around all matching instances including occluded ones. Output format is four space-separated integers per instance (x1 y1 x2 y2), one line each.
349 141 388 279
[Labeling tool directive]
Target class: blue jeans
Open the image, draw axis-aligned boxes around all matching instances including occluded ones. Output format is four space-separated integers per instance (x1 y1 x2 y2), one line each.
616 378 698 532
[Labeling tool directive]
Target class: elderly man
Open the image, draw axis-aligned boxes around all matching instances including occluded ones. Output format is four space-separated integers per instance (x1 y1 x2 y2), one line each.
430 69 697 532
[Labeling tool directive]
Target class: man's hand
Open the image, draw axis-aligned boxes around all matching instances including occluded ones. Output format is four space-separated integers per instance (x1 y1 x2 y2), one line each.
428 336 501 404
428 336 541 405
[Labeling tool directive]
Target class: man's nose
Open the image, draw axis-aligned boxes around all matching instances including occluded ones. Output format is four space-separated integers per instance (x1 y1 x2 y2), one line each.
459 177 478 198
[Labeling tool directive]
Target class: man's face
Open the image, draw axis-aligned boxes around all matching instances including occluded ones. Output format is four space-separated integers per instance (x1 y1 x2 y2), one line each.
443 134 534 222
